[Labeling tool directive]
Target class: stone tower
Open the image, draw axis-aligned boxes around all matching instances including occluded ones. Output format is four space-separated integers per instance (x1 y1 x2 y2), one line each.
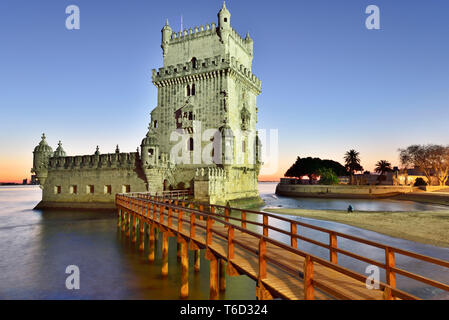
144 2 263 205
31 3 263 209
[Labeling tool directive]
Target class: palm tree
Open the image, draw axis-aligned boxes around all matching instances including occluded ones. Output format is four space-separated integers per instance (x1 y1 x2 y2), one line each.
344 149 363 184
375 160 393 175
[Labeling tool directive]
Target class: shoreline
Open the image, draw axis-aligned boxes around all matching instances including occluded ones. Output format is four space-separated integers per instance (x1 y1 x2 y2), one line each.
265 207 449 248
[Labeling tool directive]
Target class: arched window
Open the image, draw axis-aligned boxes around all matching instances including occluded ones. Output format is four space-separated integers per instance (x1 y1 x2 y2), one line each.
186 85 191 96
191 83 196 96
188 137 194 151
188 112 193 120
153 120 158 128
191 57 197 69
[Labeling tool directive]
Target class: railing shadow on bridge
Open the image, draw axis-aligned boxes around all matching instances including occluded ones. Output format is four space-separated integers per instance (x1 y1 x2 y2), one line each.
115 191 449 300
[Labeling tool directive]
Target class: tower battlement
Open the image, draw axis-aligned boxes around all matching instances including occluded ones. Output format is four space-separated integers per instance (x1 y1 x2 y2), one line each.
161 2 254 70
166 24 252 55
47 152 141 170
152 54 261 92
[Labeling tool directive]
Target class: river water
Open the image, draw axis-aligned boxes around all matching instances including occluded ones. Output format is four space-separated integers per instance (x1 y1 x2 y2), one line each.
0 184 448 299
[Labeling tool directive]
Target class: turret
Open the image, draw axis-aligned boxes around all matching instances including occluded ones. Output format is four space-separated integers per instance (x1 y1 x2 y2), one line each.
140 125 159 168
217 1 231 43
32 133 53 187
161 19 172 57
245 32 253 56
53 141 66 157
140 124 160 191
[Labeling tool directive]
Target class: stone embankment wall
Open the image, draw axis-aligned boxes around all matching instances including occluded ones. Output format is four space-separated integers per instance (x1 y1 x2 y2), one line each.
276 184 415 199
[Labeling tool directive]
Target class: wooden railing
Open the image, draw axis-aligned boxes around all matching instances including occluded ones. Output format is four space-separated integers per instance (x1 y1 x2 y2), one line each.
116 193 449 300
125 189 191 200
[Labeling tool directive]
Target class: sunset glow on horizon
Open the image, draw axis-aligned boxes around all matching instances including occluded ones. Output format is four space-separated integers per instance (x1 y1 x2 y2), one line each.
1 1 448 184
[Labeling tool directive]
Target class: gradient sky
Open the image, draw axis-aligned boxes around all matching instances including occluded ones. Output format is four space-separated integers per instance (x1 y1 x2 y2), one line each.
1 0 448 182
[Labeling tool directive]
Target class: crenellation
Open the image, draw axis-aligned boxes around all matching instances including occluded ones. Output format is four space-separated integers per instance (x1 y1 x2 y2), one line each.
153 54 260 91
45 152 141 171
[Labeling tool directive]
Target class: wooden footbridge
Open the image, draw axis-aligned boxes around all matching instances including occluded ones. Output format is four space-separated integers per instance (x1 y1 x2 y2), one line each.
115 191 449 300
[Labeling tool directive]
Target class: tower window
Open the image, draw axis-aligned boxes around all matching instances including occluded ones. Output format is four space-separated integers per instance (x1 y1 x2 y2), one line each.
186 85 191 96
104 185 112 194
224 18 228 22
153 120 158 128
87 185 94 194
191 57 197 69
149 148 154 156
122 185 131 193
70 185 77 194
188 137 194 151
188 112 193 120
54 186 61 194
191 83 196 96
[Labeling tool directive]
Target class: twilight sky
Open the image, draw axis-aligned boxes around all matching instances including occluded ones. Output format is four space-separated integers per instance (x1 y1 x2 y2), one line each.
0 0 448 182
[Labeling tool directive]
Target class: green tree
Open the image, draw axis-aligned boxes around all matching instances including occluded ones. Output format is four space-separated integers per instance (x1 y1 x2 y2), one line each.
399 144 449 186
375 160 393 175
344 149 363 184
285 157 348 184
318 168 339 185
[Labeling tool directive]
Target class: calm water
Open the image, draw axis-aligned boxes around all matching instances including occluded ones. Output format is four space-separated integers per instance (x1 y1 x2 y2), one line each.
0 184 448 299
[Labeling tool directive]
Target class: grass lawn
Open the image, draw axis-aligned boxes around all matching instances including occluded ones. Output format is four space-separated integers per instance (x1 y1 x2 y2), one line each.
265 208 449 248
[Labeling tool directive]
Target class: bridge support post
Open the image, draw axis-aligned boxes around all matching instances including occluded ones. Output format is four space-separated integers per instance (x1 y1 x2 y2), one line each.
219 259 226 292
139 220 145 251
177 242 181 262
194 250 200 272
162 232 169 277
132 214 137 243
209 257 219 300
121 211 126 232
256 281 273 300
180 241 189 299
125 212 130 237
148 225 155 262
117 208 121 228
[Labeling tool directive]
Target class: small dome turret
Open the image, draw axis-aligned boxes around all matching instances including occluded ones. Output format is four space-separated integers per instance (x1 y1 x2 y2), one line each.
141 131 157 147
32 133 53 188
53 141 66 157
218 1 231 22
94 146 100 156
33 133 53 154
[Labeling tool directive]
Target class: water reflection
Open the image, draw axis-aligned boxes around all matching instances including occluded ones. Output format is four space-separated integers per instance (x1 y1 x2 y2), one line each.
0 186 254 299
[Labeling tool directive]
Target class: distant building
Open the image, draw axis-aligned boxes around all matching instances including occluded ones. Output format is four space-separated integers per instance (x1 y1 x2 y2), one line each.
22 179 27 185
30 175 39 185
